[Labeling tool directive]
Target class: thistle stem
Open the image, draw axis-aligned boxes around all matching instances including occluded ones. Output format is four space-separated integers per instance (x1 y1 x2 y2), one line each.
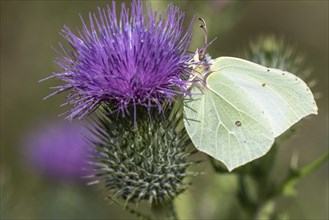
280 150 329 195
107 196 152 220
168 201 178 220
151 201 178 220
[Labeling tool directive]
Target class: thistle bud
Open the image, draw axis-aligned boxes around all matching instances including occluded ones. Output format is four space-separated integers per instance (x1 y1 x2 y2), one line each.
241 35 313 84
88 103 197 206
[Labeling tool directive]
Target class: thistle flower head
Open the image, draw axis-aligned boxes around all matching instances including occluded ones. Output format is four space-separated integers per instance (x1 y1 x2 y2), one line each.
47 0 192 120
88 103 197 205
24 121 93 182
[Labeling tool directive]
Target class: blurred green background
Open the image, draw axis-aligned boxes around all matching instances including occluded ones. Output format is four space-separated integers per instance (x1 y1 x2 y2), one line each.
1 0 328 219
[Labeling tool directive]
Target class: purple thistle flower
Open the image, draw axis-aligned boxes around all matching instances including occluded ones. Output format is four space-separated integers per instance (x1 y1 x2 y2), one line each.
46 0 192 120
24 121 94 182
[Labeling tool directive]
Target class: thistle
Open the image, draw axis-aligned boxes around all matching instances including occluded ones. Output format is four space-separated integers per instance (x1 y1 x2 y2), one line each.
241 35 313 82
45 0 193 121
24 121 93 182
241 35 320 110
87 103 197 207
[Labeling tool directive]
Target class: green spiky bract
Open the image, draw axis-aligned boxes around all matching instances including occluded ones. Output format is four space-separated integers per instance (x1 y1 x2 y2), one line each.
242 35 312 81
87 102 197 209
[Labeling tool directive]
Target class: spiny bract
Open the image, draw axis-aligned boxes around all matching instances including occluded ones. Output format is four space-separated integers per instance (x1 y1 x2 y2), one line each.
88 104 197 205
241 35 319 97
241 36 312 81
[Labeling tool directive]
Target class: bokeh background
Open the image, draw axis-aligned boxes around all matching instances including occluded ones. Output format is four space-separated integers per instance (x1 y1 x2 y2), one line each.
1 0 328 219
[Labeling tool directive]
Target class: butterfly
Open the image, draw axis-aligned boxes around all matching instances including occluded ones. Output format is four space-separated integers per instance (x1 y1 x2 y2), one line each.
184 52 318 171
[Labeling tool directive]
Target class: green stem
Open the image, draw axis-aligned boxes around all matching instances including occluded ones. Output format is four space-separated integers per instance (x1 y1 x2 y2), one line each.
107 196 152 220
151 201 178 220
168 202 178 220
253 151 329 218
237 174 257 219
281 151 329 196
254 200 276 220
298 151 329 177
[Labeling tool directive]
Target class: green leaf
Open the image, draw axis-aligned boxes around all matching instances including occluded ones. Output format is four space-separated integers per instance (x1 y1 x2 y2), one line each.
184 57 317 171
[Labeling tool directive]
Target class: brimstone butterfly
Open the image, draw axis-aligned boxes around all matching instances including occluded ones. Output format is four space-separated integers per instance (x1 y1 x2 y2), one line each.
184 55 318 171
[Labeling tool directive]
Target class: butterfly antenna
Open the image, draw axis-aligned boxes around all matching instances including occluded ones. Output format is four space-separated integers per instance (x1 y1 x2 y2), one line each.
199 17 208 59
